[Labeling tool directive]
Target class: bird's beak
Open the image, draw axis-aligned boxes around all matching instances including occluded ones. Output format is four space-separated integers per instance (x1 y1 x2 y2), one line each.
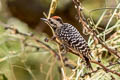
40 18 49 22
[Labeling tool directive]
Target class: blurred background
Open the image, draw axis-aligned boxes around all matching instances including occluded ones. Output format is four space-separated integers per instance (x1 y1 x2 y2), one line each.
0 0 120 80
1 0 118 36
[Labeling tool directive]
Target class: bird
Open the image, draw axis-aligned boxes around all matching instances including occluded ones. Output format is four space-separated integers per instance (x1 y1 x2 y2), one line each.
41 16 93 70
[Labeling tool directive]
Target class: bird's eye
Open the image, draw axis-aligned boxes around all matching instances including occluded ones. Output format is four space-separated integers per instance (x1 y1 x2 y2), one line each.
50 21 53 24
49 19 53 24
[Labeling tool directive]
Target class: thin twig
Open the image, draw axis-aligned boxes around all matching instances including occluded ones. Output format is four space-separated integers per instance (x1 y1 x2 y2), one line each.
91 60 120 77
82 61 120 77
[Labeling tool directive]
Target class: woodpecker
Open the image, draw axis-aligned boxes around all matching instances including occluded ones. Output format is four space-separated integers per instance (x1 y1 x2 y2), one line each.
41 16 93 69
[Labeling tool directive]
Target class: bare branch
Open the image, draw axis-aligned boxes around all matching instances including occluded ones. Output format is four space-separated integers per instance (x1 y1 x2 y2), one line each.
91 60 120 77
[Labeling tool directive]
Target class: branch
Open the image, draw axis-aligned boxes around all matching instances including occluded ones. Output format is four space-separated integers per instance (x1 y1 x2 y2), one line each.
91 60 120 77
83 61 120 77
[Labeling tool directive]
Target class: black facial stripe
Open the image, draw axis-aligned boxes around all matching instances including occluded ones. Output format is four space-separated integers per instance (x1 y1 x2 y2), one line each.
56 18 63 24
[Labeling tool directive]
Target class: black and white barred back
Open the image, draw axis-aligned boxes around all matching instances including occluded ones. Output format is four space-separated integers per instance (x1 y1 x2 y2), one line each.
56 23 91 57
55 23 92 69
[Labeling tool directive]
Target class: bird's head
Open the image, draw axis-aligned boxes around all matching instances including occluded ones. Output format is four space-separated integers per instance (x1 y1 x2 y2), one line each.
41 16 63 30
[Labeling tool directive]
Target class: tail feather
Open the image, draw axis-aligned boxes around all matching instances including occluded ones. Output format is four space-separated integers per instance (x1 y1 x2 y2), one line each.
83 56 93 70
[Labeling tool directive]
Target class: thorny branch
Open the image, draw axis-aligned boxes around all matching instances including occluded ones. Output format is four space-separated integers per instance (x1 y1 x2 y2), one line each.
91 61 120 76
73 0 120 77
83 61 120 77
